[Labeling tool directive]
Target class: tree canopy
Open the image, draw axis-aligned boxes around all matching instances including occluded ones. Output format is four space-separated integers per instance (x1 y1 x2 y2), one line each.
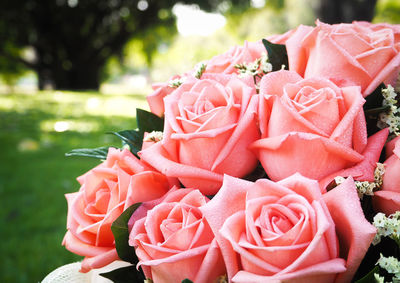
0 0 251 90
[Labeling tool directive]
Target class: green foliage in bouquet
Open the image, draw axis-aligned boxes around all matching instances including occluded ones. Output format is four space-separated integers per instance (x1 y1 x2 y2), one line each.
354 266 380 283
111 203 142 264
261 39 289 71
65 146 111 160
66 108 164 159
100 265 144 283
100 203 144 282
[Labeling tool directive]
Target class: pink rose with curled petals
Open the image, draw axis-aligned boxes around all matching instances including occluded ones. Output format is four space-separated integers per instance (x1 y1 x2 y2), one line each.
129 189 225 283
205 41 265 74
285 20 400 96
251 70 367 182
201 174 376 283
140 74 260 195
373 136 400 215
63 148 177 272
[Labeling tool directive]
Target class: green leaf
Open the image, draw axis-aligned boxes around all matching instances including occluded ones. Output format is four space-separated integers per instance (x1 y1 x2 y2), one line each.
363 83 386 111
181 279 194 283
354 266 380 283
109 129 143 157
111 203 142 264
262 39 289 71
65 146 110 160
99 265 144 283
136 108 164 134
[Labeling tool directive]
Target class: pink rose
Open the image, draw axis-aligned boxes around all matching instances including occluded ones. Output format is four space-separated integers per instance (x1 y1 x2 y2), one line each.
201 174 376 282
251 70 367 182
63 148 177 272
129 189 225 283
205 41 265 74
286 20 400 96
373 136 400 215
140 74 260 194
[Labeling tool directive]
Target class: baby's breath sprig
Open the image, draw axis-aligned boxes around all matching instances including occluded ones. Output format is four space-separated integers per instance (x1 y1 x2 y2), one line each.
334 163 385 199
372 211 400 246
216 275 228 283
375 254 400 282
378 85 400 135
168 77 185 88
234 53 273 84
194 62 207 79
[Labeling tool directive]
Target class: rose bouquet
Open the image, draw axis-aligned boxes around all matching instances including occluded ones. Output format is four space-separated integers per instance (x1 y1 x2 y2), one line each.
51 20 400 283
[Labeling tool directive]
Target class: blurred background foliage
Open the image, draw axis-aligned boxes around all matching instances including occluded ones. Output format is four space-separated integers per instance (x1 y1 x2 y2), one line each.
1 0 399 92
0 1 399 283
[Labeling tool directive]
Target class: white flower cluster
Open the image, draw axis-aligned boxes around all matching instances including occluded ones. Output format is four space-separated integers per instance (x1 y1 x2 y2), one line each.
378 85 400 135
375 254 400 282
374 273 385 283
234 53 273 79
372 211 400 246
334 163 385 199
143 131 163 143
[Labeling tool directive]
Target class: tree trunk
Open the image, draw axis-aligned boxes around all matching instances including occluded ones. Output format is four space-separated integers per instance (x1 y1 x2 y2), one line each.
37 68 54 90
36 62 102 91
314 0 377 24
52 65 101 91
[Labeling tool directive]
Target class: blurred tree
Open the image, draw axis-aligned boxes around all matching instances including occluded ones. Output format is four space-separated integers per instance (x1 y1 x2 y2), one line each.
0 43 27 90
374 0 400 24
0 0 251 90
313 0 377 24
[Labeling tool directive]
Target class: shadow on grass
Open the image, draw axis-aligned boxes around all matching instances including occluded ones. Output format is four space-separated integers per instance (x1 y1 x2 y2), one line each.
0 92 141 283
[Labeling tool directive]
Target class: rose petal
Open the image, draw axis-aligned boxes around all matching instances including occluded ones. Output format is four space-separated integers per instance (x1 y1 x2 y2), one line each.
62 231 113 258
139 142 223 195
373 191 400 215
232 258 346 283
194 238 226 283
125 171 170 208
251 132 364 182
80 249 119 273
200 175 253 279
259 70 303 136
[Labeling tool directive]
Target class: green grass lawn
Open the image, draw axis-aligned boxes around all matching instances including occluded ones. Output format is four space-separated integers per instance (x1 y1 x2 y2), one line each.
0 90 148 283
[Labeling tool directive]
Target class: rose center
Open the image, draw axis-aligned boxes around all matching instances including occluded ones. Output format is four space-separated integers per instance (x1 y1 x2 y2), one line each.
159 206 200 241
193 99 215 115
259 204 300 235
289 86 340 135
85 188 110 216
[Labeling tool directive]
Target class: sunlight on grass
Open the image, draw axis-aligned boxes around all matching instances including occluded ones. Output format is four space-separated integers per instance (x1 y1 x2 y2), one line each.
0 90 148 118
41 120 101 133
17 138 40 152
0 90 145 283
